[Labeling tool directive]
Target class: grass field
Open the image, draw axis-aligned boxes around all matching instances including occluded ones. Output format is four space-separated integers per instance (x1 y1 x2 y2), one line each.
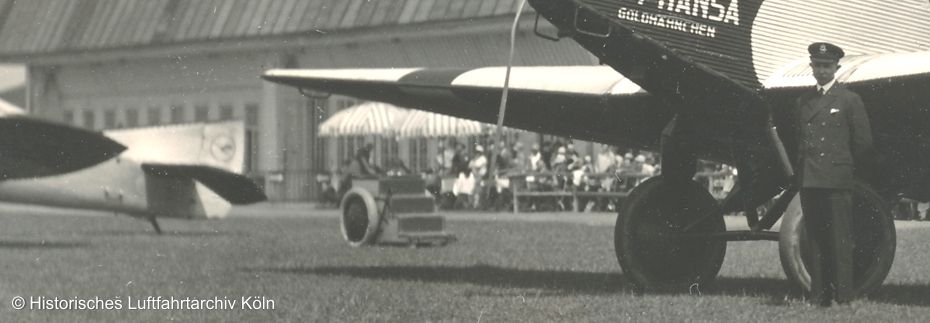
0 203 928 322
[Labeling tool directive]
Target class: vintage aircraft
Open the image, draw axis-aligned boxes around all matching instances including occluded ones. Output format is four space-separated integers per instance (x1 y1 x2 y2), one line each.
1 106 266 233
262 0 930 295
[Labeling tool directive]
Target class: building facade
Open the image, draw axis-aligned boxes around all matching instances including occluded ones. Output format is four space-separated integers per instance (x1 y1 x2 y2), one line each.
0 0 598 201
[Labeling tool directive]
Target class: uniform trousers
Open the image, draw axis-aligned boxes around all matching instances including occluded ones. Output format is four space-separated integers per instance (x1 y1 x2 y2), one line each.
800 188 854 305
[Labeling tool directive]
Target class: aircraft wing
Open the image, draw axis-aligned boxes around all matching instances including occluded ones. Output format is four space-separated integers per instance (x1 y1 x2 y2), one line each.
0 116 126 180
263 66 673 150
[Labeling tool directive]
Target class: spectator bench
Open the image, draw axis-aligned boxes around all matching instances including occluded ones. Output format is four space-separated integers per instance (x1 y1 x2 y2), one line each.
508 172 646 213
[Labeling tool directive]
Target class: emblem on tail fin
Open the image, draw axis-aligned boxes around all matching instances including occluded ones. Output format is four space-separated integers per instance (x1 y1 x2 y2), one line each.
210 134 236 162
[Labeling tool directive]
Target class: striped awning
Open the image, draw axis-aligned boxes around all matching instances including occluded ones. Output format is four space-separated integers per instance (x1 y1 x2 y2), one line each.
318 102 408 137
395 109 521 138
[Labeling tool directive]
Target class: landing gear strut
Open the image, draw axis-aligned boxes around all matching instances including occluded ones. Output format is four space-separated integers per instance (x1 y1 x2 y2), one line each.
148 215 163 235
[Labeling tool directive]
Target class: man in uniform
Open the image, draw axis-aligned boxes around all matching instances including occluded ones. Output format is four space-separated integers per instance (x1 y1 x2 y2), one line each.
795 42 873 306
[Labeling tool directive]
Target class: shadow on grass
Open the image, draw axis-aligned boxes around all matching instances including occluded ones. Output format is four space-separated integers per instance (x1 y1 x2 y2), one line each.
252 264 808 300
257 264 626 295
0 240 89 249
82 230 240 237
869 284 930 307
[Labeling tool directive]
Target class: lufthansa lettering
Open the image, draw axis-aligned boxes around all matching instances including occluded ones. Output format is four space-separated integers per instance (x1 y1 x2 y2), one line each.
625 0 740 26
617 7 718 38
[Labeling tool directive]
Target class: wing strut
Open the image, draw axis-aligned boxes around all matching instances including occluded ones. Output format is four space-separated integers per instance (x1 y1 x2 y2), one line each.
486 0 529 207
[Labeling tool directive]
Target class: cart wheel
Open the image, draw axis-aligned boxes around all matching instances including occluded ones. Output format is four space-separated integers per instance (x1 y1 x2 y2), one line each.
339 188 382 247
615 176 727 291
779 180 895 296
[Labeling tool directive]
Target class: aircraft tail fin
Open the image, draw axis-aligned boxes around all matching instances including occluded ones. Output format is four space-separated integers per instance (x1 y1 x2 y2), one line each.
104 121 246 173
142 163 266 219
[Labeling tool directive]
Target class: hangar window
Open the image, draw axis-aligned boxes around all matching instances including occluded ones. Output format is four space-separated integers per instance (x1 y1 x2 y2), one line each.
147 106 161 126
83 110 95 129
63 111 74 126
245 129 260 173
219 104 234 120
125 108 138 128
194 105 209 122
245 103 259 126
243 103 261 174
104 109 116 129
170 105 184 124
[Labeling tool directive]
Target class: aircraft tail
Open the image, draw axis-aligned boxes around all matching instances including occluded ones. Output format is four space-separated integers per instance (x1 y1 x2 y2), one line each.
104 121 246 173
0 121 264 220
108 121 263 219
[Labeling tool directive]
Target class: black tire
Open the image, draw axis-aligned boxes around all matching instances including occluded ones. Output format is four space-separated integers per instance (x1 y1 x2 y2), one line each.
615 176 727 291
339 188 382 247
779 180 895 296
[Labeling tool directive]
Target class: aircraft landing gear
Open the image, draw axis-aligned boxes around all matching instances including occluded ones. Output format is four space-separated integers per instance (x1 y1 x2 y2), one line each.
615 175 727 291
148 215 163 235
616 175 896 296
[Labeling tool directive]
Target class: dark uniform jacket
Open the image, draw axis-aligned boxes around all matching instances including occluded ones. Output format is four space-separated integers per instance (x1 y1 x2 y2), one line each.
794 83 873 189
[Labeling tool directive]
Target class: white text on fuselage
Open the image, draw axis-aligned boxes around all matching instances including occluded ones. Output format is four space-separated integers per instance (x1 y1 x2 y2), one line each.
617 7 718 38
620 0 740 26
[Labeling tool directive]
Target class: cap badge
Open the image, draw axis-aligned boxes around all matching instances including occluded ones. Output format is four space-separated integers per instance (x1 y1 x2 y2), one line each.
819 44 827 53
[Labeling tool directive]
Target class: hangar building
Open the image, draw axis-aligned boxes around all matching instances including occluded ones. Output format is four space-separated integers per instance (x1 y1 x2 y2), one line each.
0 0 596 201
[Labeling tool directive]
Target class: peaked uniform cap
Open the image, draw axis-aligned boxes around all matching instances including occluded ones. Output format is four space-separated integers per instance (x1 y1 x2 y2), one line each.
809 42 845 62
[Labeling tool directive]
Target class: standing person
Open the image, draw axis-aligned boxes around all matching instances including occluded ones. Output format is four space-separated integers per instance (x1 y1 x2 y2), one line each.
529 143 545 172
434 142 447 175
469 145 488 179
550 146 568 172
595 145 617 174
565 143 580 166
511 142 528 173
469 145 489 208
451 142 469 177
540 141 554 170
442 140 457 175
498 144 514 169
794 42 873 307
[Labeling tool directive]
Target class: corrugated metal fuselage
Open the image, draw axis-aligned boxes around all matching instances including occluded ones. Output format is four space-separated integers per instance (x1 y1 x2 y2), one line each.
530 0 930 201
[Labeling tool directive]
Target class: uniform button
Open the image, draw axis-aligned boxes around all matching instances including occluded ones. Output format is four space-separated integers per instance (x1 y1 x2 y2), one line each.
821 122 827 126
807 123 812 126
820 137 825 142
819 152 825 157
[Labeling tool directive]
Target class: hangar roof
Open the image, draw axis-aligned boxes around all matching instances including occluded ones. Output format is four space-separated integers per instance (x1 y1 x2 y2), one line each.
0 0 526 59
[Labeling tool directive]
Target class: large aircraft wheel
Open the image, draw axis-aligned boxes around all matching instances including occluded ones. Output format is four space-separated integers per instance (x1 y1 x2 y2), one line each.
339 188 382 247
779 181 895 296
615 176 727 291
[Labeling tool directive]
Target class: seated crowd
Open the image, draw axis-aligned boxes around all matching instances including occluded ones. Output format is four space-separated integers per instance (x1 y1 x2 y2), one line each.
425 140 660 211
